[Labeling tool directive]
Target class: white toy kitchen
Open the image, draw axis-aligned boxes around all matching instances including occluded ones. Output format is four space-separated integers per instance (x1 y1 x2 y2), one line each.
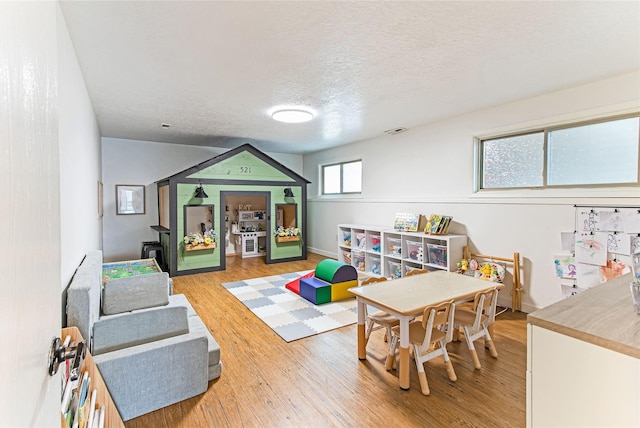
233 210 268 258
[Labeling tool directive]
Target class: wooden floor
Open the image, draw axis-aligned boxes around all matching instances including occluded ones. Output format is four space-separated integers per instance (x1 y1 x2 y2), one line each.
125 253 527 428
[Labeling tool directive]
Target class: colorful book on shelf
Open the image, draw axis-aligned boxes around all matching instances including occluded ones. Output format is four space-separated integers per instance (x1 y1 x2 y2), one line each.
393 213 423 232
425 214 453 235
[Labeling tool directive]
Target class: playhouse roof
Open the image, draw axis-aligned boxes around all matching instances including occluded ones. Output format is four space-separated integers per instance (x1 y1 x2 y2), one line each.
156 143 310 184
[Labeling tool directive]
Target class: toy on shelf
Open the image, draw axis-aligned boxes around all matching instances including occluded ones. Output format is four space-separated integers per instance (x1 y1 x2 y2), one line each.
343 232 351 247
388 261 402 279
354 251 366 272
370 236 381 253
456 258 468 274
355 233 366 249
427 244 447 267
407 240 421 261
371 262 381 275
388 238 401 256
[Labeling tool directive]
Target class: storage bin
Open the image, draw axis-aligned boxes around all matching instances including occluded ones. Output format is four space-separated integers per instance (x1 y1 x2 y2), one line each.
370 256 381 275
387 238 401 256
405 265 421 275
355 232 366 249
387 260 402 279
341 250 352 265
427 244 447 267
353 250 366 271
341 230 352 247
369 234 381 253
406 240 423 262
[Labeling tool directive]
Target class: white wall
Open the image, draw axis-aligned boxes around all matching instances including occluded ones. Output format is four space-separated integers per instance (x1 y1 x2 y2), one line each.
303 72 640 312
101 138 303 261
58 4 103 289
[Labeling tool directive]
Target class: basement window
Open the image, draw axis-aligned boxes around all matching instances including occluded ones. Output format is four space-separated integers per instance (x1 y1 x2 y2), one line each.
477 114 640 190
322 160 362 195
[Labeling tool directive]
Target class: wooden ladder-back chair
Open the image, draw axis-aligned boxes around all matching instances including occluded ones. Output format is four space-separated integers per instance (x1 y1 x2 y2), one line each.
453 287 500 370
360 277 398 345
405 268 428 277
387 300 457 396
462 246 522 312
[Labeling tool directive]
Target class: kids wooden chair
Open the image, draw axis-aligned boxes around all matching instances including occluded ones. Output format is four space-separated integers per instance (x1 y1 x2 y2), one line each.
361 277 399 345
406 268 428 277
452 287 500 369
387 300 457 395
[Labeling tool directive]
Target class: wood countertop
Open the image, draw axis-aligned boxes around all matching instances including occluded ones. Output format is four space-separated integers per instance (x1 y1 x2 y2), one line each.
527 273 640 359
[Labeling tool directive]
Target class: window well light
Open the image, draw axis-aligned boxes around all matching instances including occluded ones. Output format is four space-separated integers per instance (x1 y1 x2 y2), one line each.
271 108 314 123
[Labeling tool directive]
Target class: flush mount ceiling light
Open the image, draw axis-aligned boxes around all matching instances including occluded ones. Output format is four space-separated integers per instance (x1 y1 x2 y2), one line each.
271 108 314 124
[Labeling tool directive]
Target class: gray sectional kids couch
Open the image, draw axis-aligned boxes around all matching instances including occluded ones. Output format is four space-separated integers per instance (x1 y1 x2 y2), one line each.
66 250 221 421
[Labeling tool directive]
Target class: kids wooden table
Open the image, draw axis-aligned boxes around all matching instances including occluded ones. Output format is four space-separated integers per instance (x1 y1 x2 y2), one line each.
349 270 501 390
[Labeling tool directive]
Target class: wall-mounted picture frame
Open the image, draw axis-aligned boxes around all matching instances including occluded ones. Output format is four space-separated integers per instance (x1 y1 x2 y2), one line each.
116 184 145 215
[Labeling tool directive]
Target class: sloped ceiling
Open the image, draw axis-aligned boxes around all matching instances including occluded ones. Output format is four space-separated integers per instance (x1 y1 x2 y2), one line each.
60 1 639 154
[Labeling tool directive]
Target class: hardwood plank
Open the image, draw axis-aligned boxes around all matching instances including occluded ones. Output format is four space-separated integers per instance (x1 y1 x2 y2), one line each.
125 253 527 427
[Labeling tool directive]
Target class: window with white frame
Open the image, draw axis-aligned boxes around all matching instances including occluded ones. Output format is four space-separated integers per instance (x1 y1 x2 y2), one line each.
478 114 640 190
322 160 362 195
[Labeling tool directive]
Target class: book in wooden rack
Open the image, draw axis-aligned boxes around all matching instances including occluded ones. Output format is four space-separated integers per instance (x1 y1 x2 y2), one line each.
61 326 124 428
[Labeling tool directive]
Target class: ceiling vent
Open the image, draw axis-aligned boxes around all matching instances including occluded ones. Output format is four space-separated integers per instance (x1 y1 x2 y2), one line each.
384 127 408 135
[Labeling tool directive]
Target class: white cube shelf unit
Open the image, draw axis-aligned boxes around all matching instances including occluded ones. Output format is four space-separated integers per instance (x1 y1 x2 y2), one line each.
338 224 384 276
339 224 467 278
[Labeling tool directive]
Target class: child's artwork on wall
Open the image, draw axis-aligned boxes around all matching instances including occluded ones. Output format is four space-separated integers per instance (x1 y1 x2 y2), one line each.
574 232 607 266
632 251 640 285
576 262 601 288
598 211 625 232
561 283 585 298
623 211 640 233
579 210 600 231
606 233 632 255
633 236 640 255
599 259 628 282
553 254 577 279
578 209 640 233
560 232 575 251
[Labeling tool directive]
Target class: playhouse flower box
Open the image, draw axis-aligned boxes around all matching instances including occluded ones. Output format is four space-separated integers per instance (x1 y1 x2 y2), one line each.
185 242 217 251
275 236 300 243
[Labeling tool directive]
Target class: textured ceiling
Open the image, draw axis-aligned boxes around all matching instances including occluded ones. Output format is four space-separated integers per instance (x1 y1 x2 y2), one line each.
59 1 640 154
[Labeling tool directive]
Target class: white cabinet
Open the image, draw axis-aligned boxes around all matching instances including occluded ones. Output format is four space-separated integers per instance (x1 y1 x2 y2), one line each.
338 224 466 278
527 325 640 427
526 275 640 428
